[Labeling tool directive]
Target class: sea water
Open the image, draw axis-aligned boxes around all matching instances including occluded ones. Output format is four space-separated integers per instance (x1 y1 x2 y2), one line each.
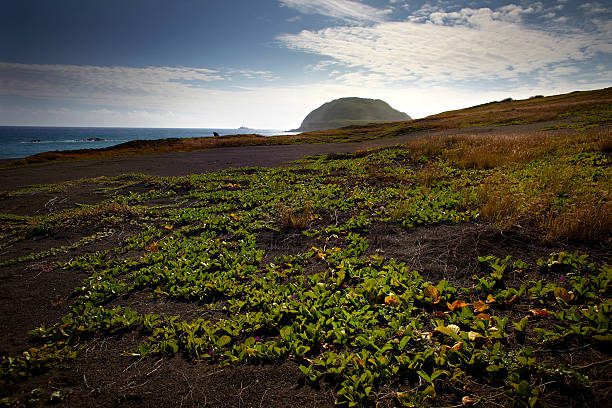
0 126 298 159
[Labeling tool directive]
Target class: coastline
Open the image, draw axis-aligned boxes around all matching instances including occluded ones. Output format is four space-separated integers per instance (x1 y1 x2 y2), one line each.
0 120 570 191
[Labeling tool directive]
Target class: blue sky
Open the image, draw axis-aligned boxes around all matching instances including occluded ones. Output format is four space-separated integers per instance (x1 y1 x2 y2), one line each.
0 0 610 129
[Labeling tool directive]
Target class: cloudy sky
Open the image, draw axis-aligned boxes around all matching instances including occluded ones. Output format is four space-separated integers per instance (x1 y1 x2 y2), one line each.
1 0 610 129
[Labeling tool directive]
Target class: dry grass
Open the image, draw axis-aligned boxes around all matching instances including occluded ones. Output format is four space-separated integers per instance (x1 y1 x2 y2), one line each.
277 203 314 230
545 199 612 242
588 130 612 152
445 133 557 169
475 181 612 243
476 183 523 230
405 126 610 170
416 165 443 187
402 134 455 160
422 88 612 129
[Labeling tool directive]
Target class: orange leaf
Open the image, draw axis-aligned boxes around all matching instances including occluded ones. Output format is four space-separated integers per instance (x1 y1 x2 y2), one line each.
385 295 400 307
486 294 496 304
528 308 550 318
145 242 159 252
554 287 574 303
447 300 468 311
476 313 492 321
505 294 519 306
424 285 441 304
462 396 476 406
473 300 489 313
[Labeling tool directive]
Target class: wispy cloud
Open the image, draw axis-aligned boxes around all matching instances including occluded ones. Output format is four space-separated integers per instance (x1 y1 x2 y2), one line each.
278 5 611 86
0 63 281 100
0 62 341 128
278 0 391 23
0 63 225 100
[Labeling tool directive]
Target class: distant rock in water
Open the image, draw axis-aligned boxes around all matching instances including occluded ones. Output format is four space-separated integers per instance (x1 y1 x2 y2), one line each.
293 97 411 132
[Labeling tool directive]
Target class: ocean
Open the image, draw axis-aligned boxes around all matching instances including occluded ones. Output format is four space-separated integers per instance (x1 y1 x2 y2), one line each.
0 126 298 159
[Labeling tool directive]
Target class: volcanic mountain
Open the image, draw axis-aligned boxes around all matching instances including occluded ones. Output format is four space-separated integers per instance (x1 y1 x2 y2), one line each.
293 97 411 132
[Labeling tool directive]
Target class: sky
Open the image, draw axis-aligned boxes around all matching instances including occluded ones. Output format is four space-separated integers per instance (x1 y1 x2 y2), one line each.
0 0 610 129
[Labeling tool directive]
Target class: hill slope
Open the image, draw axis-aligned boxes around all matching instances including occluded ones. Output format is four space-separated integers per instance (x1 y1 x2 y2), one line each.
294 97 411 131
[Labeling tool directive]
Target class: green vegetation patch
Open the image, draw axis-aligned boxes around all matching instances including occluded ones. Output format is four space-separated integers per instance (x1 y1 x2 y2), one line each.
0 127 610 407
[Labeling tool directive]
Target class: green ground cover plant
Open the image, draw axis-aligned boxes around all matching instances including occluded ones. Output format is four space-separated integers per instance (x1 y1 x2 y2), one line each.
0 119 610 406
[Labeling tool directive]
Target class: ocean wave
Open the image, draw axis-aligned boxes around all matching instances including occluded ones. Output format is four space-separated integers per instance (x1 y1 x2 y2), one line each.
21 138 129 144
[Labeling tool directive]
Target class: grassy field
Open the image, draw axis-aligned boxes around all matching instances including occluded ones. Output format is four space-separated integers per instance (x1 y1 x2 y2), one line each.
6 87 611 167
0 89 610 407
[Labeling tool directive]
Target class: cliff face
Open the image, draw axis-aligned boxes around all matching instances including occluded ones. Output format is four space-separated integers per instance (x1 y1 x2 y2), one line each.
294 97 411 132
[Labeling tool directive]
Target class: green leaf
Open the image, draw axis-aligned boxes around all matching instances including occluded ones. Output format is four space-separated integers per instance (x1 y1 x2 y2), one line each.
435 325 462 342
417 370 431 383
217 335 231 347
399 336 411 351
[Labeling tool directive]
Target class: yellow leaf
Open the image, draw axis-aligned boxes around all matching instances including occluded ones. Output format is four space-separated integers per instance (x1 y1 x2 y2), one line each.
473 300 489 313
163 225 173 230
486 294 496 303
467 331 483 341
447 300 468 311
423 285 441 304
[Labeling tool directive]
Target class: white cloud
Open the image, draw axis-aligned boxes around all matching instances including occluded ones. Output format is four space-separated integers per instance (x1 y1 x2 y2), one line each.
225 69 279 81
278 0 391 23
579 2 611 15
278 6 611 85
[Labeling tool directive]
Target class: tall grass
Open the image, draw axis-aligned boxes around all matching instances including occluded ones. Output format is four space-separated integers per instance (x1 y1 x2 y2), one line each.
403 127 611 243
